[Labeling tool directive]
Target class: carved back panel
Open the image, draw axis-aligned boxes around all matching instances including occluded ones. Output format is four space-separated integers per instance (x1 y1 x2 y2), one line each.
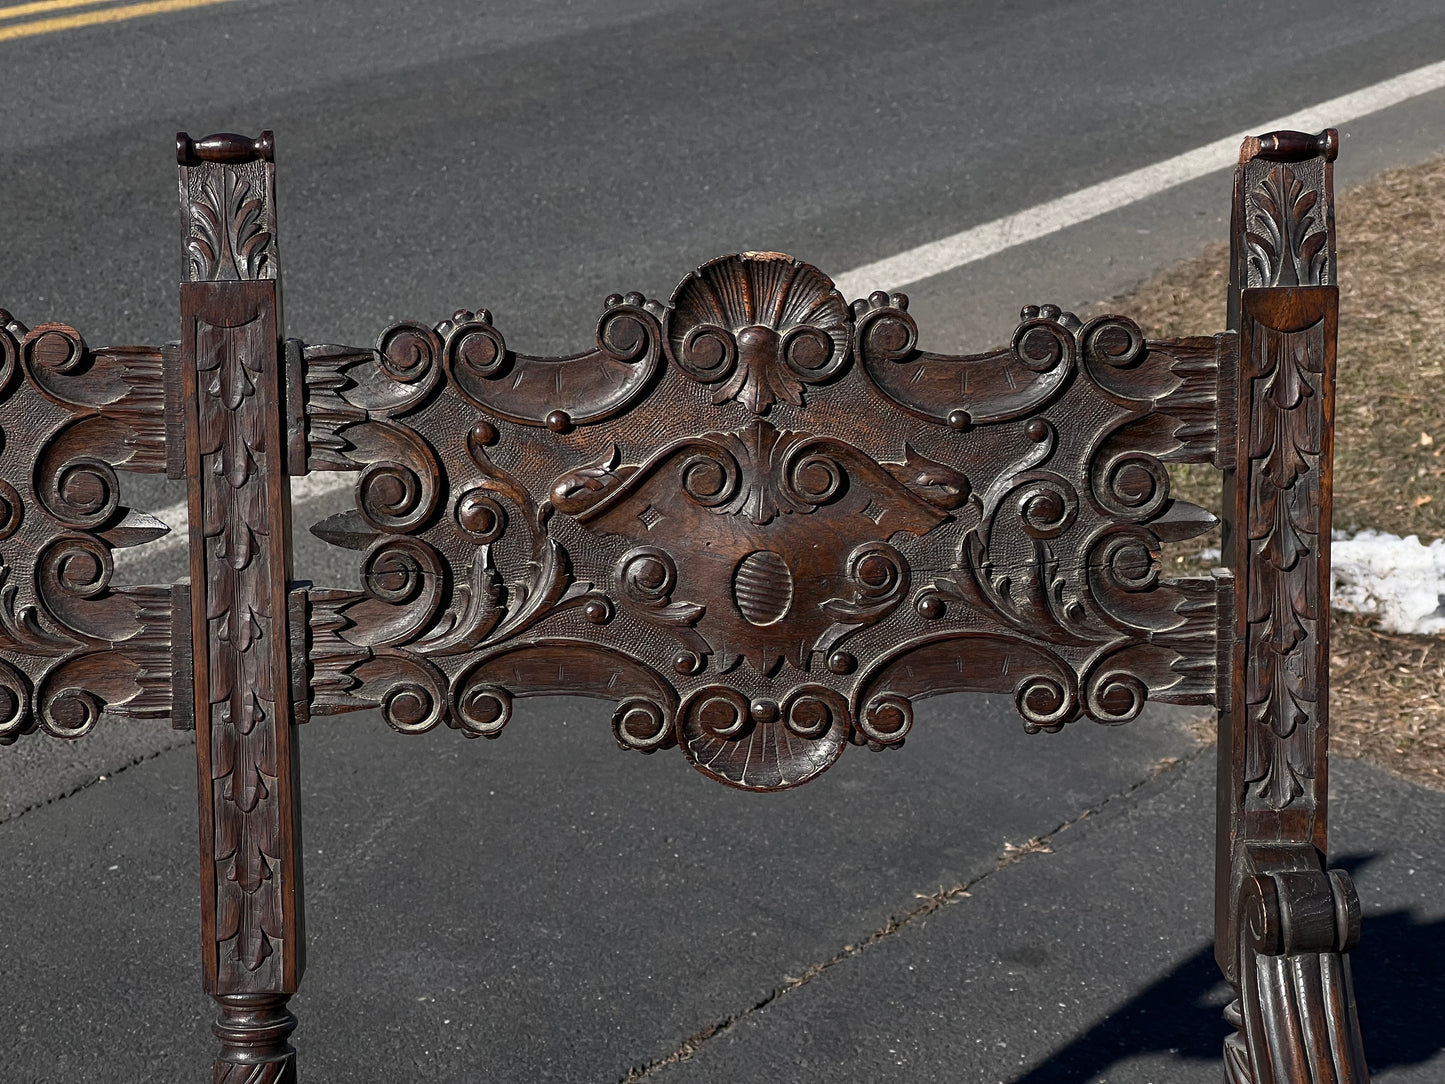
299 255 1230 791
3 127 1371 1083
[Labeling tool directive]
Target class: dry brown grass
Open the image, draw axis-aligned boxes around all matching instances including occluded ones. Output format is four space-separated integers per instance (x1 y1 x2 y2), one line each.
1108 158 1445 790
1331 614 1445 788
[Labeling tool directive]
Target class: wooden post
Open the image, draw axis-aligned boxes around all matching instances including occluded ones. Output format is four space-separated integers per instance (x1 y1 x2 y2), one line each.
1216 129 1369 1082
177 131 305 1082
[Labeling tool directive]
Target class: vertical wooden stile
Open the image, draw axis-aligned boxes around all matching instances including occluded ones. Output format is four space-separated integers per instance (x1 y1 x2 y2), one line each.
177 130 305 1082
1217 129 1369 1083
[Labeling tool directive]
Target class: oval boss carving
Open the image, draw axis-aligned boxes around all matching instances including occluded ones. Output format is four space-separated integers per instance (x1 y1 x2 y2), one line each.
308 251 1222 790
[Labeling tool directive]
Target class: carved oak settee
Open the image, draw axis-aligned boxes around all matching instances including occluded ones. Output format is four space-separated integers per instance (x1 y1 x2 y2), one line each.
0 128 1367 1081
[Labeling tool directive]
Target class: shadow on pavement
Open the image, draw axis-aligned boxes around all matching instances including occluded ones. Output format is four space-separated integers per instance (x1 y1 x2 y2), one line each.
1012 855 1445 1081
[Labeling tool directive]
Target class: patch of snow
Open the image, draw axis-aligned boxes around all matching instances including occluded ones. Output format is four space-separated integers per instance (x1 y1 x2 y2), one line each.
1330 530 1445 635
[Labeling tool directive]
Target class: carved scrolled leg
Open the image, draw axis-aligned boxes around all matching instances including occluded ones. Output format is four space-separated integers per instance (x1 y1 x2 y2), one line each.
213 994 298 1083
1222 852 1368 1083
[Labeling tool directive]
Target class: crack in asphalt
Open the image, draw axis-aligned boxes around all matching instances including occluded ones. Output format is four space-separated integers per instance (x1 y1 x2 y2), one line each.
618 741 1213 1082
0 736 194 829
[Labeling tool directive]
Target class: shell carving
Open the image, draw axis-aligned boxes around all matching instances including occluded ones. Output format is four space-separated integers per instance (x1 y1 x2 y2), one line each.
665 252 851 413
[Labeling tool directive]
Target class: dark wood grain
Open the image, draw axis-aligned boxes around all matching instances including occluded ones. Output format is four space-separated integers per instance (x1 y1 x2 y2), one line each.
301 255 1226 789
1214 130 1367 1083
177 132 304 1082
0 312 176 744
0 126 1371 1081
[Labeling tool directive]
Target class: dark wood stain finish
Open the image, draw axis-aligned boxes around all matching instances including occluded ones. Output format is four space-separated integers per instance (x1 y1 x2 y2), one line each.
0 314 176 743
0 127 1370 1081
1214 130 1368 1082
302 263 1227 790
178 131 303 1082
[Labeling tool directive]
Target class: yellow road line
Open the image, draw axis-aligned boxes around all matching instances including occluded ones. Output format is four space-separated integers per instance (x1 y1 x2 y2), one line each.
0 0 127 23
0 0 116 22
0 0 235 40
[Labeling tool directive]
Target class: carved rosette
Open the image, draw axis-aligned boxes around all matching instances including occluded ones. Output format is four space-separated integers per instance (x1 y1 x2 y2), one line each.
299 245 1225 791
0 311 175 746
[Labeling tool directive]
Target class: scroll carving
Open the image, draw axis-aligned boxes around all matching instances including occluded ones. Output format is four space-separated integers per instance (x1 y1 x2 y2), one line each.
450 296 665 429
2 123 1361 1084
300 251 1223 790
1222 846 1367 1084
0 312 175 745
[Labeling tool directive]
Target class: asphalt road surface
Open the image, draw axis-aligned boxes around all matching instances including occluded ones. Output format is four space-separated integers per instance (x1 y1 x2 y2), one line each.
3 1 1445 1080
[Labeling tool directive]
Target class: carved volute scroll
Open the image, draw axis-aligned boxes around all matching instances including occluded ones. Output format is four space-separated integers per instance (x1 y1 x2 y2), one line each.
177 131 303 1081
0 310 177 745
299 248 1230 791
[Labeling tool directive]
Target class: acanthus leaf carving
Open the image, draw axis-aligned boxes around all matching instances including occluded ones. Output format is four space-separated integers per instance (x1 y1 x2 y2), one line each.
1246 165 1330 288
182 272 297 994
1240 294 1330 811
464 423 590 648
185 164 276 283
412 547 504 655
0 552 81 656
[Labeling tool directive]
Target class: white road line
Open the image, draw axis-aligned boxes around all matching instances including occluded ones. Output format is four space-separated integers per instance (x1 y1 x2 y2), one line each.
831 57 1445 299
114 57 1445 569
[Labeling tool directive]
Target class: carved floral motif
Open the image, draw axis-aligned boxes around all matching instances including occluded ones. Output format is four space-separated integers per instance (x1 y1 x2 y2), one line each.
562 418 939 674
177 136 303 1020
1240 302 1329 811
1231 147 1334 815
2 123 1357 1084
190 298 294 987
